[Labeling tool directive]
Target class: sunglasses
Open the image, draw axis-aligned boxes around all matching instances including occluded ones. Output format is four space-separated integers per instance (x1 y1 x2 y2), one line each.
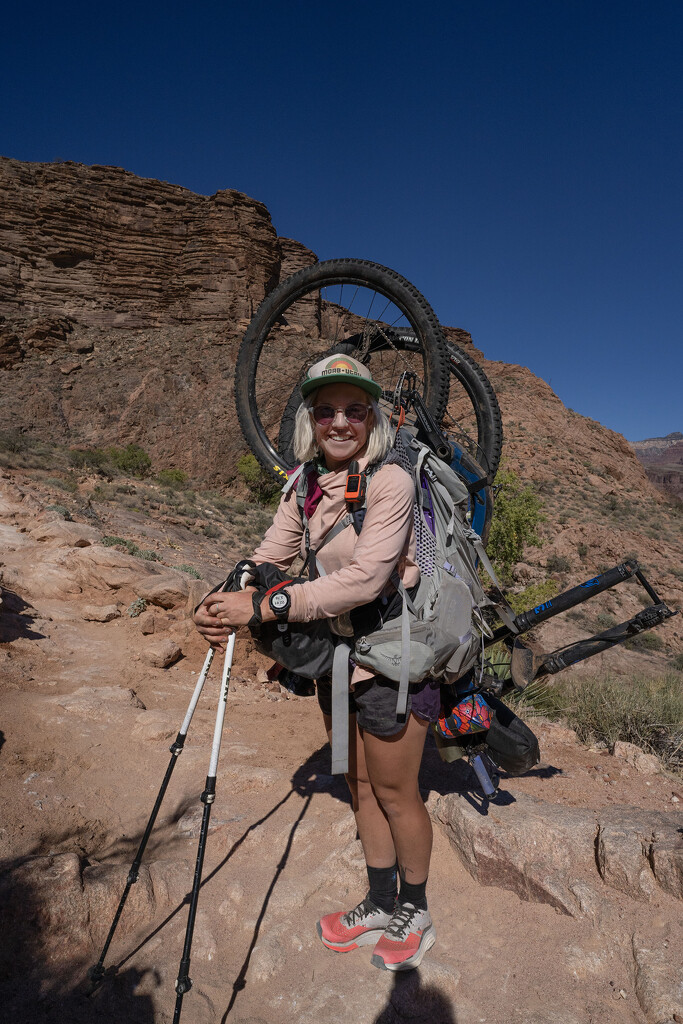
311 403 370 425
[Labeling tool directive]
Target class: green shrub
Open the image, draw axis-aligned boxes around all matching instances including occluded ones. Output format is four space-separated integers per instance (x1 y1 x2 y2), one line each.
156 468 189 489
670 652 683 671
236 454 280 505
173 564 202 579
44 475 78 493
624 631 666 653
208 494 231 511
0 430 35 453
68 447 108 470
594 611 617 631
101 535 160 560
577 543 588 558
105 444 152 477
547 553 571 574
202 523 221 539
486 468 544 580
127 597 147 617
506 579 558 615
102 535 127 548
46 504 72 521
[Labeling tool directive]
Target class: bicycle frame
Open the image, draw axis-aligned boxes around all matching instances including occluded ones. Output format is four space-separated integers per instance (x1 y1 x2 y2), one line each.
485 559 677 690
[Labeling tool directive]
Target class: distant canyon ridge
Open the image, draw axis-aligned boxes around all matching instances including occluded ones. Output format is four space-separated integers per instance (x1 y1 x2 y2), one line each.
0 155 677 498
630 433 683 500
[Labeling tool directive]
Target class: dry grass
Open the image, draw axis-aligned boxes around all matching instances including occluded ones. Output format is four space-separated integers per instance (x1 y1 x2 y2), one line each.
528 671 683 775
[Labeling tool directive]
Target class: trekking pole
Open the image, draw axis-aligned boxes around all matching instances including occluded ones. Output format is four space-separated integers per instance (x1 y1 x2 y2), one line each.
173 631 236 1024
87 645 218 988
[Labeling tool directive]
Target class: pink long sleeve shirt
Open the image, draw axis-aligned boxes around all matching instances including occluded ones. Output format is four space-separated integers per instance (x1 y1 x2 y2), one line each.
251 456 420 625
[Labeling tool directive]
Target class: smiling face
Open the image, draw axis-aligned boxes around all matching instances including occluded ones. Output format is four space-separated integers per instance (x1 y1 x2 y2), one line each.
312 382 373 471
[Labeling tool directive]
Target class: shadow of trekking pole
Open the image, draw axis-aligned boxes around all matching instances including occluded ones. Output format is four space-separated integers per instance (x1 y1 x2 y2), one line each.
220 791 314 1021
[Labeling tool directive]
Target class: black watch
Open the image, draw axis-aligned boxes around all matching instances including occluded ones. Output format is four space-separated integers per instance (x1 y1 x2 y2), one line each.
268 588 291 623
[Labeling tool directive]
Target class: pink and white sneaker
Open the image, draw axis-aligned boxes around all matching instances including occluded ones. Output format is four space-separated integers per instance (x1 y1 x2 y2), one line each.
317 895 393 952
371 902 436 971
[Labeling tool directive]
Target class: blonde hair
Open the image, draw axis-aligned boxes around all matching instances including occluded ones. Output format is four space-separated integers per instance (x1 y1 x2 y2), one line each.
292 391 392 465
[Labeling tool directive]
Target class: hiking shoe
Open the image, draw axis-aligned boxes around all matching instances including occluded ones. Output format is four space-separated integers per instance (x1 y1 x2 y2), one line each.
317 895 393 952
371 902 436 971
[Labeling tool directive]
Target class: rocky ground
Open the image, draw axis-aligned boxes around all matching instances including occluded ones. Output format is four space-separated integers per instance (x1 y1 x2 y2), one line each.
1 470 682 1024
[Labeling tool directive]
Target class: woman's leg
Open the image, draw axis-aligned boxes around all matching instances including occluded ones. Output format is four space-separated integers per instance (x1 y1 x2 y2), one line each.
322 712 396 868
361 714 432 887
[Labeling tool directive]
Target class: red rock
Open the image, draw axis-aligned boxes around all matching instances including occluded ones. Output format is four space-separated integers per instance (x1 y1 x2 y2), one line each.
82 603 120 622
136 573 190 609
143 638 182 667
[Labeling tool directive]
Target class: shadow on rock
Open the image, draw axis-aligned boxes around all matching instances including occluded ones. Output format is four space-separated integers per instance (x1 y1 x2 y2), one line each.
105 746 329 1010
0 866 157 1024
418 730 562 812
373 970 459 1023
0 587 46 642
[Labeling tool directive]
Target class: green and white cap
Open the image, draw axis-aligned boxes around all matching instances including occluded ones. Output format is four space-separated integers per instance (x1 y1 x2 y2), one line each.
300 353 382 400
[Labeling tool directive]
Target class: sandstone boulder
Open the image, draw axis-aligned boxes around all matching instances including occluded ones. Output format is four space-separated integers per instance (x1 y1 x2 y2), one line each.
136 573 190 609
137 609 156 634
632 930 683 1023
29 520 101 547
435 792 683 913
434 790 599 916
142 638 182 668
0 560 82 601
82 602 120 622
65 544 161 592
82 860 156 944
49 685 146 721
0 853 90 966
131 709 178 742
612 740 662 775
597 808 683 900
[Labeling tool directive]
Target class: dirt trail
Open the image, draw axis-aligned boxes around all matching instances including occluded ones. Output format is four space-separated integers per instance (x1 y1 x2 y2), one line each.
1 478 681 1024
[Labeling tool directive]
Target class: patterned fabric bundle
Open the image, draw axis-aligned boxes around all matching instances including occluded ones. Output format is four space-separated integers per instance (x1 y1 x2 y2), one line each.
435 692 492 737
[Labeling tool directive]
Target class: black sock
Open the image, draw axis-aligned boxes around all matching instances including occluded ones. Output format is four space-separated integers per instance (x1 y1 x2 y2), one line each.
398 878 428 911
367 863 398 913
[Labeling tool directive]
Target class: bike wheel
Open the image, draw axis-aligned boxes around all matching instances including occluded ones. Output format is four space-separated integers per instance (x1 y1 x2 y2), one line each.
443 342 503 482
235 259 451 482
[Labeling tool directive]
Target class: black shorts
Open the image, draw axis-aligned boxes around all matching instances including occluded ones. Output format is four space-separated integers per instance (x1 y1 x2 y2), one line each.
316 675 414 737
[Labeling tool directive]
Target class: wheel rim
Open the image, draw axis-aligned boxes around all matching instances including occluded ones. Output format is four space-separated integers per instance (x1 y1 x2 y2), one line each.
244 277 445 471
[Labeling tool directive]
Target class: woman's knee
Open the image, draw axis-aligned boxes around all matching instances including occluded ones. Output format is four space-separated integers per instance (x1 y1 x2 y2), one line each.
345 771 373 808
372 781 423 819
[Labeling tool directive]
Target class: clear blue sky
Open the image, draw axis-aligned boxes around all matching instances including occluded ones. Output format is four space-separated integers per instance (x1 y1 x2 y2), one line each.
3 0 681 441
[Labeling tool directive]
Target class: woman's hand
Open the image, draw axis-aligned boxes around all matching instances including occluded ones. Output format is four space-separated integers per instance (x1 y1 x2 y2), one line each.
193 590 257 649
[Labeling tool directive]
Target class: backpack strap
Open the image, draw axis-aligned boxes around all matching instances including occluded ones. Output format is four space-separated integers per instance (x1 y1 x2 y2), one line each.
462 526 519 634
282 463 306 497
395 579 412 719
306 512 355 579
331 641 352 774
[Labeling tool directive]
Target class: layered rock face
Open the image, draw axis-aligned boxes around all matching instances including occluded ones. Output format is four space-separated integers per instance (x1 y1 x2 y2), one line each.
0 157 317 483
0 156 310 332
631 432 683 499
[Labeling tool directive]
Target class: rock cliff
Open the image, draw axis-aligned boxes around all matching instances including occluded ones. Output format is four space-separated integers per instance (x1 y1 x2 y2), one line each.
631 432 683 499
0 156 317 483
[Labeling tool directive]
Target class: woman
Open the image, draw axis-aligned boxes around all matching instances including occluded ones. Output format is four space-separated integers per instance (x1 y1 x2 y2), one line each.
194 354 438 972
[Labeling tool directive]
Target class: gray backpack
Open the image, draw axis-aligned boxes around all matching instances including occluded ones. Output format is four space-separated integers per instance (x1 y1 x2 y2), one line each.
285 427 516 774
